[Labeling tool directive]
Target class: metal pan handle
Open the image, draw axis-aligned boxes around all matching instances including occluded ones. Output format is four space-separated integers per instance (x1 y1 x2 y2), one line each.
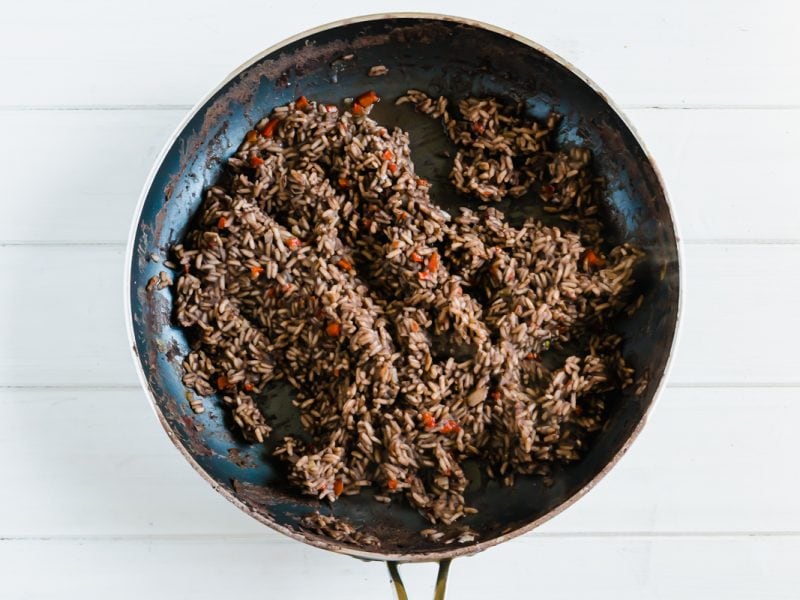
387 559 452 600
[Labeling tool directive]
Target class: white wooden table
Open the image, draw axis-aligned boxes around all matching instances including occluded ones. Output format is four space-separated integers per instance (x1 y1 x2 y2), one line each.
1 1 799 597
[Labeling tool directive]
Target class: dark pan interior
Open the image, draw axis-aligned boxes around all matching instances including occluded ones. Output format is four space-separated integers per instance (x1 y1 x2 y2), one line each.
128 16 679 560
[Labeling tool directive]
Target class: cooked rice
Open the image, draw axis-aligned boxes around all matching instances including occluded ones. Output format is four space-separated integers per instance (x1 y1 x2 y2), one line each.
300 511 381 547
172 90 643 533
368 65 389 77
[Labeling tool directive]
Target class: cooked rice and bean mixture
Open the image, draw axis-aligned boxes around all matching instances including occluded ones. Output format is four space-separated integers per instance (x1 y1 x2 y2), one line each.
172 90 643 531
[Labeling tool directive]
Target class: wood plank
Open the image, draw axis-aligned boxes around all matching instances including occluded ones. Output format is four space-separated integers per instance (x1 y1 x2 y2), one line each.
0 535 797 599
0 387 797 537
0 244 797 387
0 110 184 244
0 0 797 107
0 108 798 244
0 246 136 386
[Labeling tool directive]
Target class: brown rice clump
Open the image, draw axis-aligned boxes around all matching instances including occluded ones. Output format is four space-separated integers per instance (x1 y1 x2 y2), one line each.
172 91 643 528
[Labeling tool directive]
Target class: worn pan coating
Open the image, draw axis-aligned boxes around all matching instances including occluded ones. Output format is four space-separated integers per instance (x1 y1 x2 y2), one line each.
125 13 681 563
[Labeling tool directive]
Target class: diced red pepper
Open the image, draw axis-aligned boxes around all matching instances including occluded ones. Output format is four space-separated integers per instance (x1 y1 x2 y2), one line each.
585 249 605 268
333 479 343 496
326 322 341 337
286 237 301 249
249 155 264 168
261 118 279 138
387 479 398 491
472 121 485 135
382 150 393 161
422 412 436 429
416 178 428 186
295 95 309 110
250 265 264 279
217 216 227 229
427 252 439 272
388 162 398 174
355 90 380 108
417 270 430 281
338 177 349 189
410 251 423 263
243 382 254 392
352 103 365 116
337 258 353 271
491 390 502 401
409 321 419 332
440 420 460 435
216 375 229 390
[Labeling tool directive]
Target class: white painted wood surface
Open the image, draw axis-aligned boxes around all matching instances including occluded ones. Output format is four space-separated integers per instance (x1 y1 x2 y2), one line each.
1 1 799 598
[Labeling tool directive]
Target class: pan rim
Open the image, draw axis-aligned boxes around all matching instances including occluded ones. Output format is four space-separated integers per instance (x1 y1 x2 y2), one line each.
124 11 683 562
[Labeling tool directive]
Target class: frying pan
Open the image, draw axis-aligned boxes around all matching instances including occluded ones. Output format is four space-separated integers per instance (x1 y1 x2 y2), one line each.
125 13 681 598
